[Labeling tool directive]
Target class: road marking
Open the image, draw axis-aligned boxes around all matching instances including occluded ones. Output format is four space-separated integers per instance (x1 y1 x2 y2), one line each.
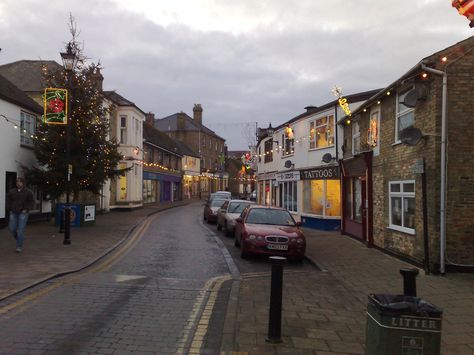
176 274 232 355
0 214 153 315
115 275 147 282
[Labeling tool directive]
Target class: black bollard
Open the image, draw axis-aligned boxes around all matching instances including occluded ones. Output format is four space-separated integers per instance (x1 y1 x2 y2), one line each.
400 268 419 297
266 256 286 344
59 208 65 233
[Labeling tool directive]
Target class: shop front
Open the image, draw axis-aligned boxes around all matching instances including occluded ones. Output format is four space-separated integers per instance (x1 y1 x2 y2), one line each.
257 172 276 206
183 171 200 199
143 171 183 203
340 152 373 245
300 165 341 230
276 170 299 214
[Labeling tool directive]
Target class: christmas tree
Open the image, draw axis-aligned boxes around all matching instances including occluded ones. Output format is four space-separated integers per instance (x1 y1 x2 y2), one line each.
25 18 126 201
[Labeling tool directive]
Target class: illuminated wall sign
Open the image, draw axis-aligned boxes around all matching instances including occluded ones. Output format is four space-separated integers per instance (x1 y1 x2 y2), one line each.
43 88 68 124
300 166 340 180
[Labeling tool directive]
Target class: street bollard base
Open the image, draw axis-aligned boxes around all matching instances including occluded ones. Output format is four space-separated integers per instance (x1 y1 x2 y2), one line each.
265 337 283 344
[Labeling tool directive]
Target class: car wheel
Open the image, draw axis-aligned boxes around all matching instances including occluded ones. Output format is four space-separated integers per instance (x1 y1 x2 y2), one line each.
217 222 222 231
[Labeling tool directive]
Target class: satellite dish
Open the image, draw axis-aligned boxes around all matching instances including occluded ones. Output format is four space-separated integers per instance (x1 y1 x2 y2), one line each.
402 90 418 108
322 153 333 163
399 127 423 146
284 160 293 168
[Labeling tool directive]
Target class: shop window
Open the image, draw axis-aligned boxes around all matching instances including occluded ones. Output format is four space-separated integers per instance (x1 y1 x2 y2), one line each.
143 180 156 203
309 115 334 149
389 181 415 234
396 87 415 142
279 181 297 212
303 179 340 217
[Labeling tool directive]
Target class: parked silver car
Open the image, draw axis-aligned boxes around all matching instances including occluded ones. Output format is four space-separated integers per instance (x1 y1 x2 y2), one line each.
216 199 256 236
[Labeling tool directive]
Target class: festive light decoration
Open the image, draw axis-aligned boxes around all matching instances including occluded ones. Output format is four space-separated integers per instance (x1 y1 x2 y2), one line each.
43 88 68 124
285 125 294 139
23 37 126 200
452 0 474 27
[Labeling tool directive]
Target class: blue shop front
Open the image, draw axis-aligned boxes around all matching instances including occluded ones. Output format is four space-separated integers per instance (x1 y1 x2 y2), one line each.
143 171 182 203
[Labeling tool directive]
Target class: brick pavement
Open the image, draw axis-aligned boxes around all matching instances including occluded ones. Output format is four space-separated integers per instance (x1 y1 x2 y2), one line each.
221 229 474 355
1 203 474 354
0 199 193 301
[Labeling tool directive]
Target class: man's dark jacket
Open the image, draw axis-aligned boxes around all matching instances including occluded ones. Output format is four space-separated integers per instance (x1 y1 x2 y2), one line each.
7 188 35 214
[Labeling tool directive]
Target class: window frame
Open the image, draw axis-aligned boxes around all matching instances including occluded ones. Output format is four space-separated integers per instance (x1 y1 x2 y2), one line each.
388 180 415 234
264 139 273 163
281 133 294 156
120 115 127 144
309 114 335 150
395 86 415 143
20 111 36 147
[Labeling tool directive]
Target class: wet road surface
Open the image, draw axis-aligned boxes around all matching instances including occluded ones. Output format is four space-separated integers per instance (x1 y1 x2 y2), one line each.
0 204 231 354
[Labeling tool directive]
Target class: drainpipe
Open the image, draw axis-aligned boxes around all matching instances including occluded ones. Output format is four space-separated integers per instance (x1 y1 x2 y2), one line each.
421 63 447 275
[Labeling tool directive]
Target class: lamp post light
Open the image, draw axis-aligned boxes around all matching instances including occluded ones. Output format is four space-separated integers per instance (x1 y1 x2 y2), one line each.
60 42 78 245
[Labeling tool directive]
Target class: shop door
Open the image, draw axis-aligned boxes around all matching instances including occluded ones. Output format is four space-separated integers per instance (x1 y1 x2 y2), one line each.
344 177 367 242
162 181 171 202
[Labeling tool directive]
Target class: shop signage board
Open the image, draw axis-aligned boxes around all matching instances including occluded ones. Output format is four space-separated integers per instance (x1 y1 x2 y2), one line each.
276 171 300 182
300 166 340 180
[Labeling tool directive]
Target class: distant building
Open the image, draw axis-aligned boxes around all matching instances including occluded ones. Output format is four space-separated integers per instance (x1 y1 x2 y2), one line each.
142 113 185 203
154 104 228 197
104 91 145 210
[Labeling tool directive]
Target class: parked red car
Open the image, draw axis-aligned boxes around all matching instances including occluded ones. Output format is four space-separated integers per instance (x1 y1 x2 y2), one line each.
234 205 306 261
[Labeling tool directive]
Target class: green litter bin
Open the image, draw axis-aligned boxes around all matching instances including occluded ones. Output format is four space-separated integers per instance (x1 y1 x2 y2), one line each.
365 294 442 355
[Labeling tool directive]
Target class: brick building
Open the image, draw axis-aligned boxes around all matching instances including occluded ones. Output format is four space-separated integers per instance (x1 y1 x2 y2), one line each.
340 35 474 273
154 104 228 198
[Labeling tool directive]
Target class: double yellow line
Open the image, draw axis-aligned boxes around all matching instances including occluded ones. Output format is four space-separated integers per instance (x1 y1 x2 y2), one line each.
0 216 153 316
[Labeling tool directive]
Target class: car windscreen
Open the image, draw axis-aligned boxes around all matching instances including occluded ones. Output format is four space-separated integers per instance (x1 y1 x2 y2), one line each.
228 202 251 214
246 209 296 226
210 199 226 207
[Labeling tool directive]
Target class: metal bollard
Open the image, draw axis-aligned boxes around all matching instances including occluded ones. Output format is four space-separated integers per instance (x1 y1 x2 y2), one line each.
266 256 286 343
400 268 419 297
59 208 65 233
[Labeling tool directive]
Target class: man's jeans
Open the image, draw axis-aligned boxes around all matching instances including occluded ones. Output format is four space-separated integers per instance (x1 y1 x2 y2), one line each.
8 212 29 249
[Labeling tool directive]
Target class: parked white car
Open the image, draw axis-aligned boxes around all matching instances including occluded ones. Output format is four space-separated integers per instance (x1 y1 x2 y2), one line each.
216 199 256 236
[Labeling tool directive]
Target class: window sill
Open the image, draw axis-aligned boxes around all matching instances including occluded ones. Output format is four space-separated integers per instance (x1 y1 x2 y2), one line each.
308 145 335 152
301 212 340 219
392 141 403 147
282 153 294 158
387 225 415 235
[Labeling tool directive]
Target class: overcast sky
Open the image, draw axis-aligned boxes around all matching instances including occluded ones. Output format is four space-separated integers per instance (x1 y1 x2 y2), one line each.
0 0 472 150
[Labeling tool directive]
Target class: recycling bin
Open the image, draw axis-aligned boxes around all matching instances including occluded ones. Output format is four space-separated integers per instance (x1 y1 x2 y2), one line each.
55 203 82 227
365 293 442 355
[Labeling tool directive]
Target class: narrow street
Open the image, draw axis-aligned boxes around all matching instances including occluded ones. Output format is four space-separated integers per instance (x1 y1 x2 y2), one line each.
0 204 234 354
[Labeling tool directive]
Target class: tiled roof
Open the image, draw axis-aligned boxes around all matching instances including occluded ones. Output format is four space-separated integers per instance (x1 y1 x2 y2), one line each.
173 139 200 158
0 60 62 92
103 91 146 115
143 123 183 157
155 113 225 141
0 74 43 114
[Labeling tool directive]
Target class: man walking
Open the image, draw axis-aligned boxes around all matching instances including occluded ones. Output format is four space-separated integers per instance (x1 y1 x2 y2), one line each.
7 177 35 253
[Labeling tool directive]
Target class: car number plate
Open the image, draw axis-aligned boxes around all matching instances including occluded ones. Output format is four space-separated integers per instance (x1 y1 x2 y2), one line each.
267 244 288 251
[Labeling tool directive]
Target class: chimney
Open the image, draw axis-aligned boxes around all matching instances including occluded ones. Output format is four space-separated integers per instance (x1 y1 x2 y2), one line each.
91 67 104 92
177 111 186 130
145 112 155 126
193 104 203 125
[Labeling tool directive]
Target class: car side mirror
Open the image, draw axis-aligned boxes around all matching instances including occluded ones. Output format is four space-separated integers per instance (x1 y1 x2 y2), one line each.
236 217 243 223
296 221 302 227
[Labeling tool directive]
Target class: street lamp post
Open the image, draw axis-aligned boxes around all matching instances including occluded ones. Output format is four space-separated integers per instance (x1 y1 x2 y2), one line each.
60 43 78 245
